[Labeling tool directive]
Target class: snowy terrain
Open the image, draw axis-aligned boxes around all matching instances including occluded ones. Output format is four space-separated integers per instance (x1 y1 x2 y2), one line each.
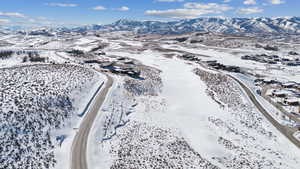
0 28 300 169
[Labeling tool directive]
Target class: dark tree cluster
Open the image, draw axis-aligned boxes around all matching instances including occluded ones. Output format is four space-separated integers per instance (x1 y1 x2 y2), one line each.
0 50 47 63
66 49 85 57
0 50 13 59
23 51 46 63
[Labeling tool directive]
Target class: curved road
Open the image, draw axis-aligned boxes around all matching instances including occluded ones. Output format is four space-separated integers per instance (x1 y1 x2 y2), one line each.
229 75 300 149
70 74 113 169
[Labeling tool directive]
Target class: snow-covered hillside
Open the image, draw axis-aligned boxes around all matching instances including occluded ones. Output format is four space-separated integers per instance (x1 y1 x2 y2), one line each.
0 64 104 169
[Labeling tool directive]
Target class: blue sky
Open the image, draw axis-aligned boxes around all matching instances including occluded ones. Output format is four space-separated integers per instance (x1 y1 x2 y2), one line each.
0 0 299 26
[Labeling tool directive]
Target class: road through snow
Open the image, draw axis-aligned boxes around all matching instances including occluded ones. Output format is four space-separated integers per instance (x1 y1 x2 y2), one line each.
70 74 113 169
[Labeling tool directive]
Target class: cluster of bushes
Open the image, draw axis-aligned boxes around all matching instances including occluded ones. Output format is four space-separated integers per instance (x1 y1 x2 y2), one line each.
0 64 99 169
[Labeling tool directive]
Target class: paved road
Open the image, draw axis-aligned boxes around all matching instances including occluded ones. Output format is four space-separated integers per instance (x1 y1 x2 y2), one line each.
70 74 114 169
229 75 300 149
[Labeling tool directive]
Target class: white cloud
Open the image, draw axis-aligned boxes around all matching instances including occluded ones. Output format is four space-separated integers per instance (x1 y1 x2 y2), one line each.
244 0 256 5
157 0 184 2
145 9 213 19
0 19 10 24
236 7 264 14
41 21 53 25
37 16 47 20
223 0 231 3
0 12 64 26
183 3 232 11
117 6 130 11
269 0 285 5
145 2 233 19
92 6 106 11
46 3 78 7
28 18 36 23
0 12 25 18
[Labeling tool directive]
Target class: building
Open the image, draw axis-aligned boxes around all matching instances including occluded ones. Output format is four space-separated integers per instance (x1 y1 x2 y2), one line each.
272 90 290 98
283 98 300 106
282 82 297 88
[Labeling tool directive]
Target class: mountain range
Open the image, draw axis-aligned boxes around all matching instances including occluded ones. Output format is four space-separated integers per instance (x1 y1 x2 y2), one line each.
78 17 300 35
2 17 300 35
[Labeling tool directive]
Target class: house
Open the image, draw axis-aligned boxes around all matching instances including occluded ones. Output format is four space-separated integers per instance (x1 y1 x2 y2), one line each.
284 62 300 66
267 60 277 64
283 98 300 106
254 78 265 83
264 45 279 51
241 55 252 60
274 58 280 62
289 51 299 55
256 89 262 95
272 90 289 98
254 79 263 86
181 54 200 61
123 60 135 64
281 58 290 62
100 62 114 68
282 82 297 88
205 60 218 64
270 55 279 58
94 51 106 55
225 66 241 73
294 83 300 90
263 79 280 85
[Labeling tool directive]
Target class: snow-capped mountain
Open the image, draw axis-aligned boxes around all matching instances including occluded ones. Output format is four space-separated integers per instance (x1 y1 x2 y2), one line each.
2 17 299 35
76 17 300 35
